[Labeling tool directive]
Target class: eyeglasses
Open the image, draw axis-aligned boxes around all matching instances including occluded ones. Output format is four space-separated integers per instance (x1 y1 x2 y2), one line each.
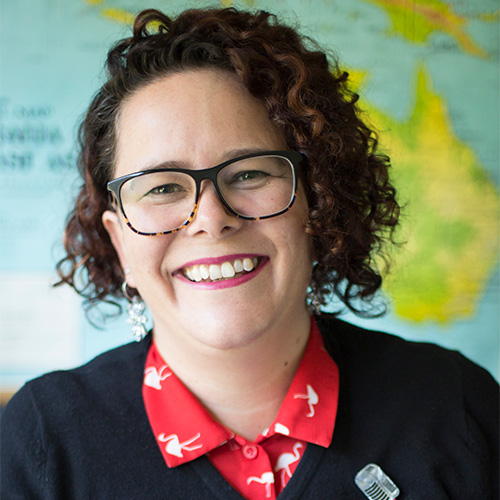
107 150 304 236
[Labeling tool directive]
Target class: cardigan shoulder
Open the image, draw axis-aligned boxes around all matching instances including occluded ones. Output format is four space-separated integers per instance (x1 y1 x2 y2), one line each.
3 335 151 426
0 337 155 500
312 314 499 500
316 314 499 447
316 314 499 411
316 313 497 385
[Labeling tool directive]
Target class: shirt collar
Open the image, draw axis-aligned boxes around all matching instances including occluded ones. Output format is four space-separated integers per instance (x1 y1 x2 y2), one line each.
259 318 339 447
142 316 339 467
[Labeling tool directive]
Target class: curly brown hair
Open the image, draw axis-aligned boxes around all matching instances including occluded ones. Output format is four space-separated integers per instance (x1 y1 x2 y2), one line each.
56 7 399 317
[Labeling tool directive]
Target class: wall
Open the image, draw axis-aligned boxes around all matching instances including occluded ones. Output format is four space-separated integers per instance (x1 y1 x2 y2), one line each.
1 0 498 400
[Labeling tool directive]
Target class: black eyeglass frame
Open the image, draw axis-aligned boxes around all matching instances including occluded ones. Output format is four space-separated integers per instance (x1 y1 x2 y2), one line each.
107 150 305 236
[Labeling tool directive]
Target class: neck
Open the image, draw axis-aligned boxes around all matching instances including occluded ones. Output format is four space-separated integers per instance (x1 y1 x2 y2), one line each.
153 311 311 441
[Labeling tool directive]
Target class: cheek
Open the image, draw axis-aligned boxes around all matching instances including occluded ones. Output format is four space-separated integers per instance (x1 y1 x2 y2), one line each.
290 193 312 252
291 205 314 276
292 231 314 273
124 233 175 280
273 207 313 272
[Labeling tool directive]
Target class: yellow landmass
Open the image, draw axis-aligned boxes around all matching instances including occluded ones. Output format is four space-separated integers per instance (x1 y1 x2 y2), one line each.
219 0 257 6
86 0 257 25
366 66 499 323
83 0 134 25
100 7 135 25
362 0 493 58
345 69 368 91
477 9 499 22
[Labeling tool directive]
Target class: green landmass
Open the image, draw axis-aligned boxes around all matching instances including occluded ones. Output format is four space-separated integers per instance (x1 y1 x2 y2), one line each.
365 66 499 322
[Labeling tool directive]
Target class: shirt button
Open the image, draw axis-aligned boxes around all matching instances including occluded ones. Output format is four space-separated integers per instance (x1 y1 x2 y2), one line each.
242 444 258 460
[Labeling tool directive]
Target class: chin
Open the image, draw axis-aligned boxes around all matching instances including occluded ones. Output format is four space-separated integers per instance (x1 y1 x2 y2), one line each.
184 310 270 351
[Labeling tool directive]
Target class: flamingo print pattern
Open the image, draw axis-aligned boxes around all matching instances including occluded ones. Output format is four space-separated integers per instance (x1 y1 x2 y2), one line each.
143 324 339 499
274 423 290 435
246 472 275 498
274 442 303 488
293 384 319 417
157 432 203 458
144 365 172 390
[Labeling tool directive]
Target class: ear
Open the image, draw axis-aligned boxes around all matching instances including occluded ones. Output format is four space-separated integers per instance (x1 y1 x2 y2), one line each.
102 210 137 288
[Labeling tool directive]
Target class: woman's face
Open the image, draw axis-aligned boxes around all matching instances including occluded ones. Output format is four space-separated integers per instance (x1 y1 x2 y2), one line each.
103 69 313 352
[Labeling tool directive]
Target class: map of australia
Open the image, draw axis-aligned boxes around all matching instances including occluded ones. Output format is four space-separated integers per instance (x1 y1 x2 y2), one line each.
364 67 499 322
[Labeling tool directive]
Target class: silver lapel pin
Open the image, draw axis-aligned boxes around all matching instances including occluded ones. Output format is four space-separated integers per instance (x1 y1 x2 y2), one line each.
355 463 400 500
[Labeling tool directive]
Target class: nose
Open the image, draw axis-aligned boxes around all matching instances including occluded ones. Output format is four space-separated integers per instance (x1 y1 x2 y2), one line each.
184 180 243 238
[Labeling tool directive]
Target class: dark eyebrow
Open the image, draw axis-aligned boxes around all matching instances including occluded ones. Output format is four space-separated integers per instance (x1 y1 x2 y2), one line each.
140 148 275 172
219 148 274 163
140 160 188 172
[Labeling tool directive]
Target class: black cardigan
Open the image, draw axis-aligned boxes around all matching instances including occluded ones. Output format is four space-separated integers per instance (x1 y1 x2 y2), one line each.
1 315 498 499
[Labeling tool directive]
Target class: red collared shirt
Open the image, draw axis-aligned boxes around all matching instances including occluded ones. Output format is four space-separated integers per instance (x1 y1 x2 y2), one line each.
143 318 339 499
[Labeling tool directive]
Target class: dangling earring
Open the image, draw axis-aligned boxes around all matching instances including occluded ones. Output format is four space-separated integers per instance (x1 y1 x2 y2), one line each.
306 288 322 315
121 280 148 341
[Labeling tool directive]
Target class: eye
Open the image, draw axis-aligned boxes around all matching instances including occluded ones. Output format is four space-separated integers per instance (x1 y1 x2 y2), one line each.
231 170 269 183
147 183 185 196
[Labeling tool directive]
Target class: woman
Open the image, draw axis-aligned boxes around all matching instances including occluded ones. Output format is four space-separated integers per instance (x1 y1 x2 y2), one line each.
1 8 498 500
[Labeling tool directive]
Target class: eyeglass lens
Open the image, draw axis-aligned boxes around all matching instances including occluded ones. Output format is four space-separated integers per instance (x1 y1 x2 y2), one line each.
119 155 295 234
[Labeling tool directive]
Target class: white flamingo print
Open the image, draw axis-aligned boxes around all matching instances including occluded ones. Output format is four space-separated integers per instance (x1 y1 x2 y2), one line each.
293 384 319 417
144 365 171 390
246 471 275 498
157 433 202 458
274 442 303 488
274 423 290 435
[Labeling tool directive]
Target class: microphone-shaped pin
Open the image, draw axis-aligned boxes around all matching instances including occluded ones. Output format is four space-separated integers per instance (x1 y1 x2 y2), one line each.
354 463 400 500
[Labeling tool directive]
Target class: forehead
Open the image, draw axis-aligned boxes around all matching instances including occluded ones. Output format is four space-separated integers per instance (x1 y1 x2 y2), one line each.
114 69 286 177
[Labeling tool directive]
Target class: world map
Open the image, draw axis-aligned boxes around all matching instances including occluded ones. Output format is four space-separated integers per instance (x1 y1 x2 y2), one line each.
0 0 498 390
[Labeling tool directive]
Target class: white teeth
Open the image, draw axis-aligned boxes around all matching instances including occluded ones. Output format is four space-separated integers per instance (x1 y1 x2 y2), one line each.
209 264 222 280
243 258 254 272
221 262 236 278
199 264 209 280
191 266 202 282
183 257 260 282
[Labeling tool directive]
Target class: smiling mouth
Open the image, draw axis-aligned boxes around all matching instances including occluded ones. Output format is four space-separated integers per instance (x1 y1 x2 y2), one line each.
181 257 261 283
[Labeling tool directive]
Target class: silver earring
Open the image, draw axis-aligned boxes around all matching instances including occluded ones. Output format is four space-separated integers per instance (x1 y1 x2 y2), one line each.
306 289 322 315
122 281 148 341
